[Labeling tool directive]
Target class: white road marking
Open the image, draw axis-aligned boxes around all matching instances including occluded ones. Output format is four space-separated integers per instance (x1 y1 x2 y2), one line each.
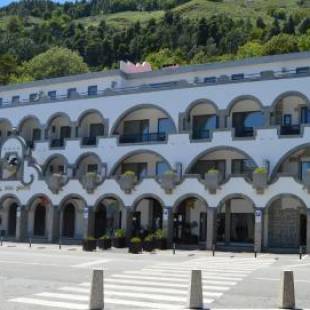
9 297 88 309
36 292 88 301
72 259 109 268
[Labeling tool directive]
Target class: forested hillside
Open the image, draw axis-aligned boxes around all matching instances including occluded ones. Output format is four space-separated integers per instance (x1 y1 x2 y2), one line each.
1 0 310 85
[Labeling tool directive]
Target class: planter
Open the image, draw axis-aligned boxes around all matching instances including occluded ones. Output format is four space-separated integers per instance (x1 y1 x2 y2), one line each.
112 237 127 248
156 238 167 250
47 173 66 194
160 173 179 194
253 172 268 193
118 175 137 193
129 242 142 254
143 240 155 252
82 239 97 251
81 173 101 193
204 171 219 194
98 239 111 250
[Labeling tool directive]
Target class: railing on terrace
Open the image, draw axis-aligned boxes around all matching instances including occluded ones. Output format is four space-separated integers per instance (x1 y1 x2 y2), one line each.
280 125 301 135
50 138 65 148
119 132 167 143
81 136 97 146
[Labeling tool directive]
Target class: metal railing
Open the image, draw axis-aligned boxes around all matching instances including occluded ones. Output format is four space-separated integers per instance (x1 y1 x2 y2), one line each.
119 132 167 143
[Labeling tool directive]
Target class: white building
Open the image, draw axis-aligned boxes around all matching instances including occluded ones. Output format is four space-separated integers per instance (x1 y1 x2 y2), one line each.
1 52 310 252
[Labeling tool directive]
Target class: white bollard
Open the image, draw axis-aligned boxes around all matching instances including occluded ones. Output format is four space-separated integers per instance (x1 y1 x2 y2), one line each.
89 269 104 310
279 270 295 309
187 270 203 309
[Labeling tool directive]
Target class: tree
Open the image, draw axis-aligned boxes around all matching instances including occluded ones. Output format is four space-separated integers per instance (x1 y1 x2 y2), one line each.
298 17 310 34
263 34 299 55
145 48 186 69
22 47 89 80
237 41 264 59
0 54 18 85
298 33 310 51
283 16 295 34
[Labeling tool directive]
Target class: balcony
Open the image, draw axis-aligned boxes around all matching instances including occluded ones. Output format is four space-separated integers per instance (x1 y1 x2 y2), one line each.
50 139 64 148
82 137 97 146
234 127 254 138
119 132 167 144
280 124 301 136
192 129 210 140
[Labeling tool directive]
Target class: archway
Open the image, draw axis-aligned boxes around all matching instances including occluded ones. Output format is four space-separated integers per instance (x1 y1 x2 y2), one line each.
33 204 46 236
173 196 207 245
132 197 163 237
267 195 307 249
216 195 255 246
8 203 18 236
62 203 75 238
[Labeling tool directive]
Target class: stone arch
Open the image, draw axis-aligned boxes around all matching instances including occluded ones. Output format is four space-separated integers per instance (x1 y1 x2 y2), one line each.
46 112 72 128
184 98 219 121
43 153 69 176
226 95 264 116
18 115 41 133
77 109 105 126
172 193 208 212
110 103 177 135
271 91 310 109
185 146 258 174
216 193 255 210
109 149 172 176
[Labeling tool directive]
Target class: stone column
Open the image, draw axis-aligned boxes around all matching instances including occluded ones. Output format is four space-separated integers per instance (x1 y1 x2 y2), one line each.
16 206 27 242
83 206 94 239
218 110 226 129
306 208 310 254
254 207 264 253
47 206 59 243
206 207 216 250
225 202 231 245
162 207 173 248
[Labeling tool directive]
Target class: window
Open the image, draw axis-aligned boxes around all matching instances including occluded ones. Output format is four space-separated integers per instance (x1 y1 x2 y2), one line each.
156 161 169 176
12 96 20 104
88 85 98 96
158 118 174 134
192 114 217 139
87 164 98 173
283 114 292 126
301 161 310 180
301 107 310 124
89 123 104 137
232 159 256 176
232 111 264 137
67 88 77 98
60 126 71 139
123 120 149 135
48 91 57 101
29 93 38 102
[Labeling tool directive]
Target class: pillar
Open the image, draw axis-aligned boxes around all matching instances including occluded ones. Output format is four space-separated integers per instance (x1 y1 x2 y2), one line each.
306 209 310 254
162 207 173 248
16 206 27 242
225 202 231 244
218 110 226 129
254 208 264 253
206 207 216 250
47 206 59 242
125 207 133 241
83 206 94 239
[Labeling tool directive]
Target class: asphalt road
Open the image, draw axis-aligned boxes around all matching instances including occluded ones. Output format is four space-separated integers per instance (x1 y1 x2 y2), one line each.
0 242 310 309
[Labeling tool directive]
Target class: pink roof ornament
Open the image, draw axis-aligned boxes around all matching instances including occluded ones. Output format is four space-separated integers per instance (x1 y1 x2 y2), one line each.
120 61 152 74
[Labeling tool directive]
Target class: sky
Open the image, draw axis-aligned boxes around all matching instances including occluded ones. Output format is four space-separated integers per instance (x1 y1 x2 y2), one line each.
0 0 71 7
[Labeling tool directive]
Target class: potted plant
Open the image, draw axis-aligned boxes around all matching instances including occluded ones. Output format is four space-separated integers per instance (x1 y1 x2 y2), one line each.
82 236 97 251
205 169 220 194
98 234 111 250
81 172 101 193
129 237 142 254
154 229 167 250
143 234 155 252
118 171 137 193
112 228 127 248
253 167 268 193
47 173 67 194
160 170 179 194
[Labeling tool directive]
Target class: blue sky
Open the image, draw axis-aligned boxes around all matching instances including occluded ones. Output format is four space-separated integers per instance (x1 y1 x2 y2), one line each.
0 0 70 7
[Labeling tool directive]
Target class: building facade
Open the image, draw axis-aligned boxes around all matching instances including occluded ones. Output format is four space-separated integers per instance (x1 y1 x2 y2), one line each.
1 52 310 252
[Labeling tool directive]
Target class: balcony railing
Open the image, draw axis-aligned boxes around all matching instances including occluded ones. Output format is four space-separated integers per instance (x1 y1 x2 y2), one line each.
82 136 97 146
234 127 254 137
280 124 301 135
50 138 64 148
192 129 210 140
119 132 167 144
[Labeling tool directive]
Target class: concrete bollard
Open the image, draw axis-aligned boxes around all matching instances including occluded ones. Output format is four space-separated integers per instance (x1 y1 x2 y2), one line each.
279 270 295 309
89 269 104 310
173 242 176 255
187 270 203 309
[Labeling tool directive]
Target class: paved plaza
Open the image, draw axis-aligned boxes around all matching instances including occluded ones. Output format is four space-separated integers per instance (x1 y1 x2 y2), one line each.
0 243 310 309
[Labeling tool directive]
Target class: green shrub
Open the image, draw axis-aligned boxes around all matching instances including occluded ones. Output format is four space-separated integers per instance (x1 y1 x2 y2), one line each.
164 170 176 176
99 234 111 240
254 167 267 174
85 236 96 240
130 237 142 243
144 234 154 242
122 170 135 177
114 228 125 238
154 229 166 240
207 168 219 174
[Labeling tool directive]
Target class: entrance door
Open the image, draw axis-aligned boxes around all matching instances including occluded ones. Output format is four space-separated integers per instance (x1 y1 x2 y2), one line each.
94 205 106 238
34 204 46 236
62 204 75 238
132 212 141 236
8 203 17 236
199 213 207 241
300 214 307 246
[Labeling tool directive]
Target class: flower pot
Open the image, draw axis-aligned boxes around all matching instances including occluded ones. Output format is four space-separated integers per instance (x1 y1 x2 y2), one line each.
129 242 142 254
143 240 155 252
160 173 178 194
253 172 268 193
156 238 167 250
118 175 137 193
112 237 127 248
204 172 219 194
98 239 111 250
82 239 97 251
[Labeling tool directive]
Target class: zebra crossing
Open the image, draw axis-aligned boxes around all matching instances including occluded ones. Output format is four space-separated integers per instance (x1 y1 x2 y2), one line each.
9 256 275 309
